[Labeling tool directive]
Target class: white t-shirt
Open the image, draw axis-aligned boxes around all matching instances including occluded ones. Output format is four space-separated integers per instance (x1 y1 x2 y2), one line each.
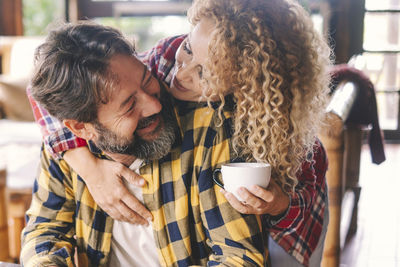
107 159 160 267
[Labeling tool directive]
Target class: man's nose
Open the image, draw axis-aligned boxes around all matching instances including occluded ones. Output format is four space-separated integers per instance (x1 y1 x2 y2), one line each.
138 92 162 118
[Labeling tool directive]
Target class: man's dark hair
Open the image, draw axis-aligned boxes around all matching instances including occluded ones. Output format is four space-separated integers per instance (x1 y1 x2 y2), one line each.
31 21 136 122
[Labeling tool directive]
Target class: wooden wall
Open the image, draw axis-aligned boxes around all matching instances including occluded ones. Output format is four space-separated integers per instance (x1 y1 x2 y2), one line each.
0 0 23 36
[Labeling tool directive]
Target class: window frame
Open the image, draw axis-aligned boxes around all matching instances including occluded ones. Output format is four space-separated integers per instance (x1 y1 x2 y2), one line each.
362 7 400 141
77 0 191 18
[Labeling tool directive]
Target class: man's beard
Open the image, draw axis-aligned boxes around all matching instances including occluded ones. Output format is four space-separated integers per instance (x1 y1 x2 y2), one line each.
93 106 176 161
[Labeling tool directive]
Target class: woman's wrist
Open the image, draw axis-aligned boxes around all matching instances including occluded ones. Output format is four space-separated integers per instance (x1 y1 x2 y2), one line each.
264 194 291 227
63 146 98 182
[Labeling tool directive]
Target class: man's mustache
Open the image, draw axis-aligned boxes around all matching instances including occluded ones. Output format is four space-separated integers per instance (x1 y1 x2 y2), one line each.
136 114 159 130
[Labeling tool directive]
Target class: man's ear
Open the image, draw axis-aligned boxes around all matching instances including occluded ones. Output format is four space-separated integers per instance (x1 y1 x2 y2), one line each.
63 119 95 140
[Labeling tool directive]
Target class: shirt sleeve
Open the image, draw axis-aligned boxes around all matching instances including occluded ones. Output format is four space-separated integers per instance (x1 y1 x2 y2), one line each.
194 107 267 266
267 139 328 266
20 146 77 267
27 86 87 160
265 156 317 230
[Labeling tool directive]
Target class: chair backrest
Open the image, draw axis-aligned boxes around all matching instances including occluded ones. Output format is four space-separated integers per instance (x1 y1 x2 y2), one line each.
326 81 358 122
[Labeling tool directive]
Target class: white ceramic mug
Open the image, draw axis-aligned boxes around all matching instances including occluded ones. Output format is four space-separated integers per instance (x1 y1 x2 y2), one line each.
213 162 271 201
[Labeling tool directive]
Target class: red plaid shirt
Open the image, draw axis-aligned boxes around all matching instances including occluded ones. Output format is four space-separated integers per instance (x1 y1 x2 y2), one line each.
27 35 328 266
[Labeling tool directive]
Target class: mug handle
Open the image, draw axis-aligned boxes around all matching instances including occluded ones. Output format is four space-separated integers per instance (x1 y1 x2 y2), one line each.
212 168 224 189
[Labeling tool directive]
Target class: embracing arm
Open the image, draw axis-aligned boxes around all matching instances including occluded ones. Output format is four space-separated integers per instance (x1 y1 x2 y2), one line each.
21 147 77 267
27 88 86 160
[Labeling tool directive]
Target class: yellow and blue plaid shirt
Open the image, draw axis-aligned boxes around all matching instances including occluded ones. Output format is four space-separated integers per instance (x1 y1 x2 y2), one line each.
21 97 268 266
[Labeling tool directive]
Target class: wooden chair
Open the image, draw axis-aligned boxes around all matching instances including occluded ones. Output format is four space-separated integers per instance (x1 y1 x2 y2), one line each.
6 188 32 262
0 166 33 263
320 81 372 267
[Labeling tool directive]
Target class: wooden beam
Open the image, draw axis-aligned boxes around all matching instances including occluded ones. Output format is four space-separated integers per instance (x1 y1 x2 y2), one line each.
68 0 80 23
329 0 365 64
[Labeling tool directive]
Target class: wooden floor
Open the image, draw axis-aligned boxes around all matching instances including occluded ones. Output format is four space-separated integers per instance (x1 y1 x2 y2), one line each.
340 143 400 267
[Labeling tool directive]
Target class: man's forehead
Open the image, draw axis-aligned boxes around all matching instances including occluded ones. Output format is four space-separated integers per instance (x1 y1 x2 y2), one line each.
109 54 144 74
107 55 148 87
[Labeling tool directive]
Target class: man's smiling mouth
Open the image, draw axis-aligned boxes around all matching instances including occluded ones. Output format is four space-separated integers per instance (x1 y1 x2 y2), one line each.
136 114 161 135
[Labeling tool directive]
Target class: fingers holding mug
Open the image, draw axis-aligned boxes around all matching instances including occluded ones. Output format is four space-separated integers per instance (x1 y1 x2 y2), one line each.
213 162 271 202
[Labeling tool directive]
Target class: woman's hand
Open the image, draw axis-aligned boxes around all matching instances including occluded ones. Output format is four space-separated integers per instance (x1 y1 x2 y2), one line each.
220 179 290 216
64 147 153 225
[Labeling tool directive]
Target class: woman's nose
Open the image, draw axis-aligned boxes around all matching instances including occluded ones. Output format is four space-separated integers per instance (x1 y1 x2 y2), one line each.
175 61 194 82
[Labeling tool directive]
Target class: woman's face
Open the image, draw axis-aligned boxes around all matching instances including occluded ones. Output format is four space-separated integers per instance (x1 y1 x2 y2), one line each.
169 18 215 101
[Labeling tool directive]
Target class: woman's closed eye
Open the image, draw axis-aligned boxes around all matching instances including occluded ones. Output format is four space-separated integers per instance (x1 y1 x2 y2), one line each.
181 38 203 79
197 65 203 79
141 69 153 90
183 40 193 55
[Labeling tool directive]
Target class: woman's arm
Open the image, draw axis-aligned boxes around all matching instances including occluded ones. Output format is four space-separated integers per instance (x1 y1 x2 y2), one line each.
268 140 328 265
27 87 86 159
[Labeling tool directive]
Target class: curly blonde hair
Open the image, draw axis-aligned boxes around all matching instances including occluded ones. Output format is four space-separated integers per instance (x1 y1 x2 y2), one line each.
188 0 332 192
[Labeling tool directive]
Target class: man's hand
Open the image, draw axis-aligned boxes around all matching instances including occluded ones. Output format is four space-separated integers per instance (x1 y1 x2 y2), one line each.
64 147 153 225
220 179 290 216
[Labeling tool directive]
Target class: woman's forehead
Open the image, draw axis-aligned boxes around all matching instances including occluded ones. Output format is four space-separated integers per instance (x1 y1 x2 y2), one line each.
189 18 215 62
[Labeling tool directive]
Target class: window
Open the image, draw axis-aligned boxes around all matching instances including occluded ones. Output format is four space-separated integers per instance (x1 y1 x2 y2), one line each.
98 15 190 50
356 0 400 140
77 0 191 51
23 0 65 35
78 0 192 18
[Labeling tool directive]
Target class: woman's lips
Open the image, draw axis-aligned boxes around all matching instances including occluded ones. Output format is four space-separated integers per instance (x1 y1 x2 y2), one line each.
172 77 190 93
